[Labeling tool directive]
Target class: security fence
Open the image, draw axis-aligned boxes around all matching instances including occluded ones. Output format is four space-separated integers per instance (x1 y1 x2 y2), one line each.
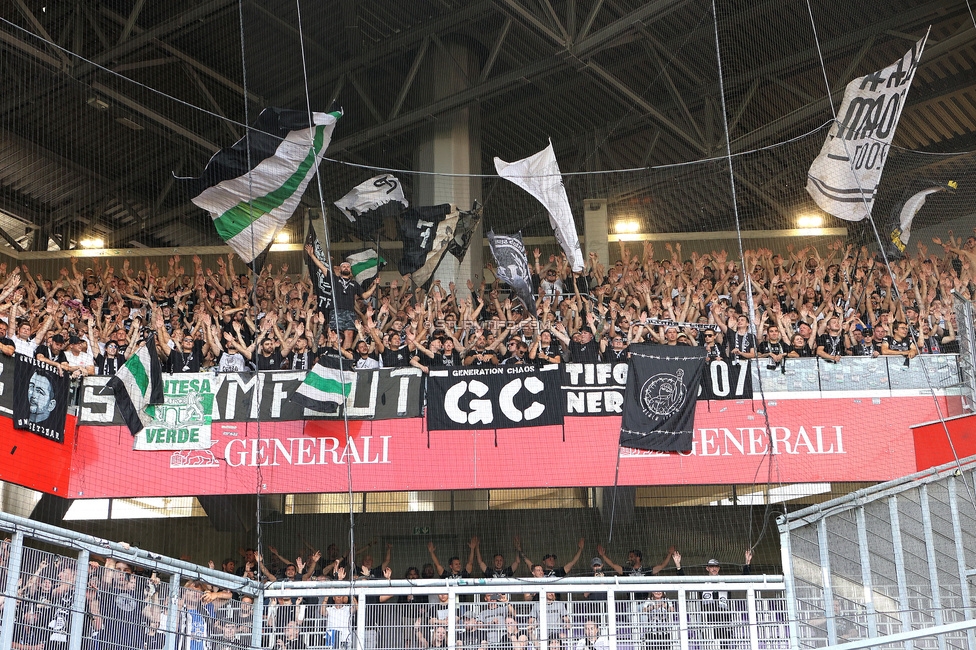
0 508 787 650
778 455 976 649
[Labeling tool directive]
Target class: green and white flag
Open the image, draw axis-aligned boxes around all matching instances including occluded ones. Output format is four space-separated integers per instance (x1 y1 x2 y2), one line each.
180 108 341 264
346 249 385 285
290 357 354 414
103 334 164 436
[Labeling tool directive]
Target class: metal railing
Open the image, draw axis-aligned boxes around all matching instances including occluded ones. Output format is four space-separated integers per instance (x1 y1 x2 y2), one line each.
778 455 976 649
0 509 786 650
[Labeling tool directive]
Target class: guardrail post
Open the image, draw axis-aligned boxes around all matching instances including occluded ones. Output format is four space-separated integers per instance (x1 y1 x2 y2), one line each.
677 587 689 650
447 589 457 650
251 592 265 650
0 532 24 650
67 549 90 650
606 586 616 650
746 587 759 650
779 525 801 650
163 572 181 650
538 588 548 644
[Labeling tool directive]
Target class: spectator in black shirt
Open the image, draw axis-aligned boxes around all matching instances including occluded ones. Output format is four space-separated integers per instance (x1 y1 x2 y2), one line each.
816 317 846 363
36 333 68 369
0 320 15 356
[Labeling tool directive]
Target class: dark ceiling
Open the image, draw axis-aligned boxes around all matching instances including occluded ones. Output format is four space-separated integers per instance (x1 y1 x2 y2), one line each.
0 0 974 251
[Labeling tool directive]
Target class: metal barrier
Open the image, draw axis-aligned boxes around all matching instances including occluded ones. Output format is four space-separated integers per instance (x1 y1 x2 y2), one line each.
778 455 976 649
0 509 786 650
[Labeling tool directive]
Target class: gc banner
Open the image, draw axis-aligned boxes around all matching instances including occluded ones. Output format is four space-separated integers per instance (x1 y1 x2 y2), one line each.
428 365 563 430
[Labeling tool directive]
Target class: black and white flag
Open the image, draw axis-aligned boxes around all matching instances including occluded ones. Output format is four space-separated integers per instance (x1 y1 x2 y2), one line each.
806 34 928 221
335 174 408 239
883 180 956 259
398 204 453 279
488 230 537 319
620 344 706 452
13 355 70 443
305 215 333 313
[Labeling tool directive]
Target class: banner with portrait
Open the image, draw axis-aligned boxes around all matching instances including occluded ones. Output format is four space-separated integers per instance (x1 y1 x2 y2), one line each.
13 354 70 443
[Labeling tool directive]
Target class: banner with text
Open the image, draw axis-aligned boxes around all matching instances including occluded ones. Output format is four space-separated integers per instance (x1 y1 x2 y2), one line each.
561 360 753 415
79 368 423 435
427 365 563 430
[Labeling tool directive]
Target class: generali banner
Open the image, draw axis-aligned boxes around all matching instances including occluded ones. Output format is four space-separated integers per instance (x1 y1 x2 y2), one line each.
64 396 944 498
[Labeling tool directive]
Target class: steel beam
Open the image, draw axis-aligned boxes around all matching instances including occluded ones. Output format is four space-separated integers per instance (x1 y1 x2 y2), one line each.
116 0 147 45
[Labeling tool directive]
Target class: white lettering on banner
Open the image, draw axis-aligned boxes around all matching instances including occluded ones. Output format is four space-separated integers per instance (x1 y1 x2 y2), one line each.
562 363 629 415
346 370 378 418
621 426 845 458
446 376 554 424
218 374 263 420
224 436 392 467
445 380 493 425
80 380 115 423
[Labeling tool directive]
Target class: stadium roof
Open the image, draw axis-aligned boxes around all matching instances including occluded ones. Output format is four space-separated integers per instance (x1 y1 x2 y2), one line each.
0 0 974 250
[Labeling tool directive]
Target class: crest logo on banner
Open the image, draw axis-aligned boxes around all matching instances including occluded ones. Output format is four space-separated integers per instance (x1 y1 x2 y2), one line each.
620 345 706 452
640 369 687 419
13 354 69 443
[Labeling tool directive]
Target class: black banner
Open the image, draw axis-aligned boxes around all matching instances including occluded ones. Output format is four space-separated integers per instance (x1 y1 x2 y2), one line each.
78 368 423 426
562 360 751 415
699 359 753 401
13 354 69 443
305 215 333 313
427 365 563 430
620 345 706 452
488 231 537 318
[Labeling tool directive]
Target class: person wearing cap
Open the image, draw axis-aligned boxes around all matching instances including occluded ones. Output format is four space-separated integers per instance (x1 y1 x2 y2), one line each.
673 549 752 650
35 332 68 369
847 324 878 358
582 557 609 603
522 538 585 578
62 334 95 377
600 332 630 362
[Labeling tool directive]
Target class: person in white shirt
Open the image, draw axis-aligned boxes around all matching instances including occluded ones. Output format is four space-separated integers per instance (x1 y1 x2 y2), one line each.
10 302 56 357
575 619 609 650
62 335 95 378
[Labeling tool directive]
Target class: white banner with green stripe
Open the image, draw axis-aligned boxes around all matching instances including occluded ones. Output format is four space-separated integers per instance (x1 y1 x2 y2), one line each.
192 111 341 263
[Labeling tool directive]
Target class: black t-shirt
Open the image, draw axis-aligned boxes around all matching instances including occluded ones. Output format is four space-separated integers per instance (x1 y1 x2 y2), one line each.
758 340 792 357
534 343 562 364
816 333 846 357
603 347 629 362
95 353 124 376
484 566 514 579
726 331 756 355
287 350 316 371
851 340 877 357
432 350 462 367
381 345 411 368
167 339 204 373
464 349 495 366
255 349 286 371
886 336 912 353
334 277 362 312
570 340 599 364
35 345 67 365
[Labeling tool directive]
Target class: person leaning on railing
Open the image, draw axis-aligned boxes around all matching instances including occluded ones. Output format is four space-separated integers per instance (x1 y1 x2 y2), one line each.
674 549 753 650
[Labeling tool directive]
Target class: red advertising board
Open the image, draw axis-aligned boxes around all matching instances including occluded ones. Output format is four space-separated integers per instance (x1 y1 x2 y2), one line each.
911 412 976 471
62 396 941 498
0 414 76 495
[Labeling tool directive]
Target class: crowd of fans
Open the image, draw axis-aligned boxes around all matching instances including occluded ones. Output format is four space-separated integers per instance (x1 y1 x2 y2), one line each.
0 234 968 380
4 536 759 649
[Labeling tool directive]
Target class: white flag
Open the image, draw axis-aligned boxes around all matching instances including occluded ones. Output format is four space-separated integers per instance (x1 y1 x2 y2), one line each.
334 174 408 221
806 35 927 222
494 141 584 272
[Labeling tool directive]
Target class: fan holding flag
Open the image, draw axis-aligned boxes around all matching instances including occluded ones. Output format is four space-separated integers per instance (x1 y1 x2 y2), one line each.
101 332 165 437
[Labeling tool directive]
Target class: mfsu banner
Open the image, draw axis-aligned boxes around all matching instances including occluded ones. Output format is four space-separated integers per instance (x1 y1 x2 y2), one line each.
620 345 706 452
806 34 928 221
428 365 563 430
